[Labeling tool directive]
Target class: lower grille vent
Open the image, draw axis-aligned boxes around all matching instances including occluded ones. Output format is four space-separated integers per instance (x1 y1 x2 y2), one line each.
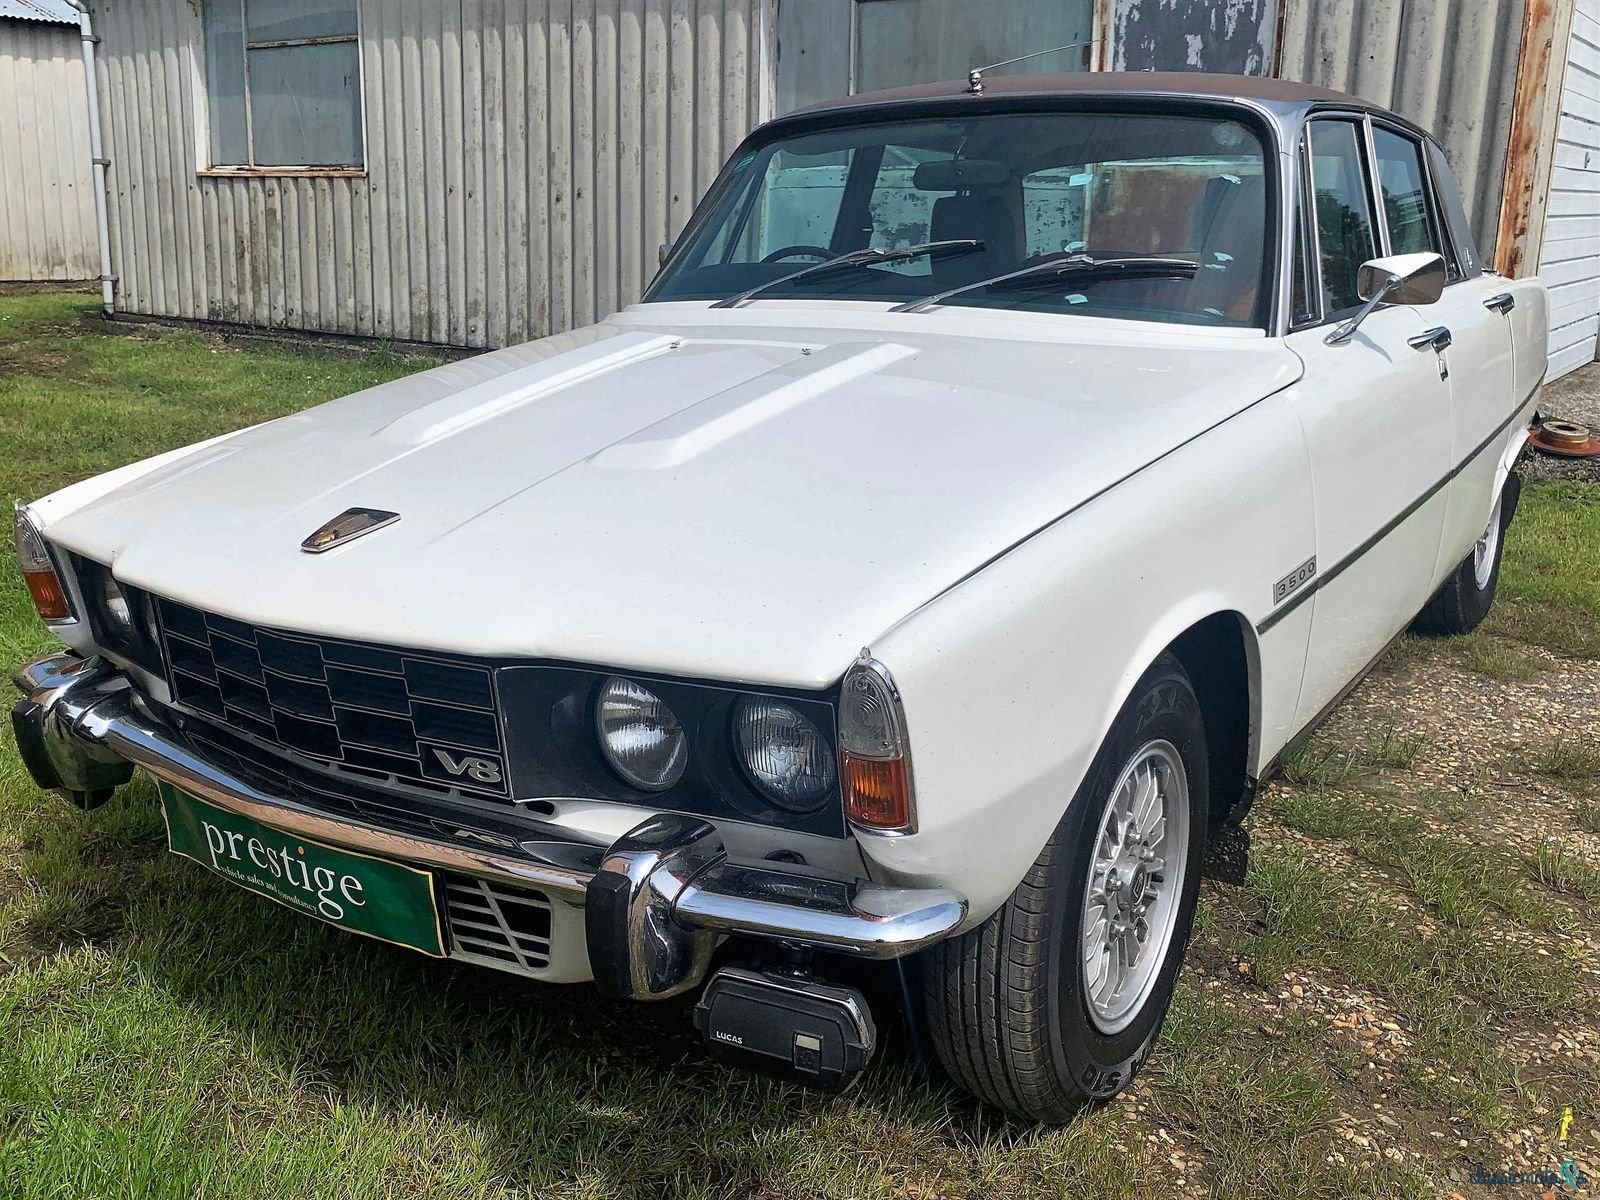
443 876 553 976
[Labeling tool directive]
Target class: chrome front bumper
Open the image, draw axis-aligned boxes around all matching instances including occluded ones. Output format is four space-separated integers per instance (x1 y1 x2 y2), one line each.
11 652 966 1000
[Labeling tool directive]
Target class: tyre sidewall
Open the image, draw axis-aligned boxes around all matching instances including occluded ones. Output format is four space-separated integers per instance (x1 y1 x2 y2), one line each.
1460 472 1519 625
1044 658 1208 1099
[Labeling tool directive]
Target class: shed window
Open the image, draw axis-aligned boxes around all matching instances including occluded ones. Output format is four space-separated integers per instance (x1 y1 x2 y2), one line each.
202 0 363 170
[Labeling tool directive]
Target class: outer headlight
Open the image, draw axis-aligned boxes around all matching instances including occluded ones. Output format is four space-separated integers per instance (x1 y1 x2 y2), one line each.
595 676 689 792
733 697 836 812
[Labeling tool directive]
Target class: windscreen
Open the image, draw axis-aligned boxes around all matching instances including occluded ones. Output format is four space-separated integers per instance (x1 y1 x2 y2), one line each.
646 108 1272 328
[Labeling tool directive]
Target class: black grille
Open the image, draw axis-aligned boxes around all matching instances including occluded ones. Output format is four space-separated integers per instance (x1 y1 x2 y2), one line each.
156 598 508 799
442 875 553 975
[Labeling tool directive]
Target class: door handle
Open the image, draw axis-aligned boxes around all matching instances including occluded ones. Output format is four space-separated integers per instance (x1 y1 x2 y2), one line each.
1407 326 1452 352
1483 292 1515 314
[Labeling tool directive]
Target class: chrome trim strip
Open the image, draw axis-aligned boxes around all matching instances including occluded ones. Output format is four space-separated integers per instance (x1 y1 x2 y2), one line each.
1257 375 1545 635
11 658 968 975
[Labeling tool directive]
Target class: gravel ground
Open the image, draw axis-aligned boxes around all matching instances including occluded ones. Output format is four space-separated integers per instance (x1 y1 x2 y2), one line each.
1214 646 1600 1197
1523 363 1600 484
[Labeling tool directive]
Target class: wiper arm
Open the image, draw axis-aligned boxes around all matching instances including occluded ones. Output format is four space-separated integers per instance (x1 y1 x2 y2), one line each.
890 253 1199 314
712 240 984 309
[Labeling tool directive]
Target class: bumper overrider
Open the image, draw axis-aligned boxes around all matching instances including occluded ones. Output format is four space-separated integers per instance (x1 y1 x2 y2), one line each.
11 653 966 1003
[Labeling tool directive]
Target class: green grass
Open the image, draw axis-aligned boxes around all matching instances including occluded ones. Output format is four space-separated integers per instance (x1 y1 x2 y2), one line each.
1530 734 1600 784
1449 631 1548 681
0 291 1597 1197
1271 789 1551 930
1530 841 1600 905
1235 850 1583 1128
1488 482 1600 658
1280 724 1426 788
1578 797 1600 835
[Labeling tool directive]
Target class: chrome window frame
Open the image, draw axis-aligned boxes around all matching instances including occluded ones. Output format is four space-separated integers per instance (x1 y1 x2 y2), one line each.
1367 116 1462 285
1296 111 1384 328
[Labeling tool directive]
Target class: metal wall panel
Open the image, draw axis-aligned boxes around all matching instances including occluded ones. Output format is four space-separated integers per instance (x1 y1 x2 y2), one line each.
1107 0 1279 76
1278 0 1526 261
0 18 98 280
1539 0 1600 378
91 0 770 348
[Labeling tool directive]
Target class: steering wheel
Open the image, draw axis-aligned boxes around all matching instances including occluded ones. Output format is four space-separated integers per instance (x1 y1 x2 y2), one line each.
760 245 834 263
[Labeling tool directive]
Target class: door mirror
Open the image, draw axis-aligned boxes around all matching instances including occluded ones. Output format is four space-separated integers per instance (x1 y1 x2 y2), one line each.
1357 252 1446 305
1327 251 1446 345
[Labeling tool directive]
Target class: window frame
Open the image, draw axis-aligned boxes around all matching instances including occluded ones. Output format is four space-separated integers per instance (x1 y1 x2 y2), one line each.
1368 117 1465 284
195 0 368 178
1300 114 1383 325
1288 142 1322 331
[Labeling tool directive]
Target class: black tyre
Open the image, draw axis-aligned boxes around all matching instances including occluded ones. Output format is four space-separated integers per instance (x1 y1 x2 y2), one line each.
1413 472 1520 636
921 653 1209 1122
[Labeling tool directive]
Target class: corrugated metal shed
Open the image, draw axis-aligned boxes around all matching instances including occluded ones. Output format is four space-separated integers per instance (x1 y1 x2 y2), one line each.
1278 0 1527 263
0 12 98 280
0 0 79 23
92 0 770 349
1539 0 1600 378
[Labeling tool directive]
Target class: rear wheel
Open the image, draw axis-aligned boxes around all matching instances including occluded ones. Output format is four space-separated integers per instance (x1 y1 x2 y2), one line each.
921 654 1208 1121
1413 473 1520 636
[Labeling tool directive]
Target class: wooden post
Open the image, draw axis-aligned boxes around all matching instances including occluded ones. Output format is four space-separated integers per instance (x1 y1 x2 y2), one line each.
1494 0 1578 279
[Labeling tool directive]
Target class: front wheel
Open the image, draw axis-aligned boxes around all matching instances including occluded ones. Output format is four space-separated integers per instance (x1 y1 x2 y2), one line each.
921 654 1208 1121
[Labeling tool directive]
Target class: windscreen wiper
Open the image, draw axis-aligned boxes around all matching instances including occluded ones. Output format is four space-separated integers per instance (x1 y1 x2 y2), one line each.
890 253 1199 314
712 240 985 309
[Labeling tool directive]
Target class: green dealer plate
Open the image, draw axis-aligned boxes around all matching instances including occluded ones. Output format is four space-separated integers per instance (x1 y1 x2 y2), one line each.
159 782 445 957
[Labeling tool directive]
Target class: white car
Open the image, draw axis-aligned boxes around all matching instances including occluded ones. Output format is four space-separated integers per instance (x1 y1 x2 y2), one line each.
11 73 1547 1120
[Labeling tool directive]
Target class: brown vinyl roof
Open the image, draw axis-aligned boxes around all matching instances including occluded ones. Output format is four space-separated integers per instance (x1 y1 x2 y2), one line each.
790 71 1369 116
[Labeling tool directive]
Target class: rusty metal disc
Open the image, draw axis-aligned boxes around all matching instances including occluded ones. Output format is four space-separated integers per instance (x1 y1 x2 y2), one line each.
1530 420 1600 458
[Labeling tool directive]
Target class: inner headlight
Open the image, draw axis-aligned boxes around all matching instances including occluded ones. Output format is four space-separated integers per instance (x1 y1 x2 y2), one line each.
99 573 133 638
595 676 688 792
733 697 836 812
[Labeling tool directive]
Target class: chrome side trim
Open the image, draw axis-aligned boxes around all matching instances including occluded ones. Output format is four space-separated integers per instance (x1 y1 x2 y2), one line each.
1256 375 1545 635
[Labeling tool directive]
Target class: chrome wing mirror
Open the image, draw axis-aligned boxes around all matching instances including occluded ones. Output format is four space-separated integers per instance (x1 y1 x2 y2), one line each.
1325 252 1446 345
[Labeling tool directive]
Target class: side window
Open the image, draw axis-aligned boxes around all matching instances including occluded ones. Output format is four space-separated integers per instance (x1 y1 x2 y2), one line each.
1307 121 1378 314
1371 127 1444 259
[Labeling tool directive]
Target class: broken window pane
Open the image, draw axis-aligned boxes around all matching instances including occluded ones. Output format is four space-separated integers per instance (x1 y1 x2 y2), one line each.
247 40 363 167
201 0 362 168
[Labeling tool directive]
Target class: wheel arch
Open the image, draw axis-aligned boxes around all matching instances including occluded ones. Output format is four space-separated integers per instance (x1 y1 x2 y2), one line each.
1164 610 1261 830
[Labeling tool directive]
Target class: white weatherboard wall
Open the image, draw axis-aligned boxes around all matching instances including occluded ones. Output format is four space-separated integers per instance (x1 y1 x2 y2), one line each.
91 0 769 349
0 16 98 280
1540 0 1600 379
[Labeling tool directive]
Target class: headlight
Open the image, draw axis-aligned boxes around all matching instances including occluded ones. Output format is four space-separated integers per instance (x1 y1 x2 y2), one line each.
733 697 836 812
99 573 133 638
595 676 688 792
